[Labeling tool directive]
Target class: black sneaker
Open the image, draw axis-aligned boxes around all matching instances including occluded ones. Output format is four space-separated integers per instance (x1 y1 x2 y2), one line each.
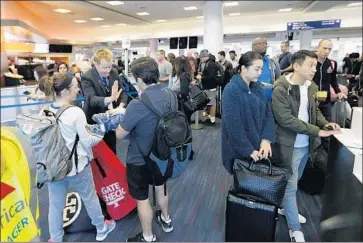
155 210 174 233
126 232 157 242
203 118 216 126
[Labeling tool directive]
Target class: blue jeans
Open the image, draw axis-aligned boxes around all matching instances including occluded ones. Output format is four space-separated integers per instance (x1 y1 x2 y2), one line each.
48 165 104 242
282 146 309 231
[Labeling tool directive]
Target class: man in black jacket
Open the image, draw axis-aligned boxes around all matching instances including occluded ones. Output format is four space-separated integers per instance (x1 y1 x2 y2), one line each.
346 52 362 90
313 39 345 122
82 48 128 153
197 50 219 125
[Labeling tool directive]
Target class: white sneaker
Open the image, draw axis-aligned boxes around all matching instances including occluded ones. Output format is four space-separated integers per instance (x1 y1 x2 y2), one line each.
289 230 305 242
96 220 116 241
278 208 307 224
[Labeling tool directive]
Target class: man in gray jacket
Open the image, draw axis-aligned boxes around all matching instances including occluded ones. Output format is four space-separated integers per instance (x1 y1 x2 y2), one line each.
252 37 281 102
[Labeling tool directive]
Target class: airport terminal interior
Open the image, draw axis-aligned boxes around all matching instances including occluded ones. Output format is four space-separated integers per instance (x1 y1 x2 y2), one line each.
1 1 362 242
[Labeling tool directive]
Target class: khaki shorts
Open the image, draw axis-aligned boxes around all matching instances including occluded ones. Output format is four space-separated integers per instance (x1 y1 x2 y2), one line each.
204 89 217 106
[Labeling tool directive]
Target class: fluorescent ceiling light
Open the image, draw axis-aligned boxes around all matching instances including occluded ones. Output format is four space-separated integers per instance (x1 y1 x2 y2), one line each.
91 17 104 21
156 19 166 22
196 16 204 19
347 2 362 7
53 9 71 13
106 1 124 5
184 6 198 11
100 25 111 28
116 23 127 26
229 12 240 16
224 2 239 7
136 12 150 16
278 8 292 12
74 20 87 23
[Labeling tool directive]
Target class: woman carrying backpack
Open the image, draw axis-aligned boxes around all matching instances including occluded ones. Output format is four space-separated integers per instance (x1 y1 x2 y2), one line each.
41 73 116 242
170 56 195 159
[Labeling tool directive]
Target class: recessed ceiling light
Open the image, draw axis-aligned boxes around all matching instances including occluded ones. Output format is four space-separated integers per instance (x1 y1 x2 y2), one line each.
224 2 239 7
184 6 198 11
196 16 204 19
106 1 124 5
74 20 87 23
136 12 150 16
116 23 127 26
347 2 362 7
100 25 111 28
278 8 292 12
91 17 105 21
53 9 71 13
229 12 240 16
156 19 166 23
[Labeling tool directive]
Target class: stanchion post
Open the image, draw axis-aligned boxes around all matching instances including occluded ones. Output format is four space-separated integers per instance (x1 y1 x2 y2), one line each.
190 110 204 130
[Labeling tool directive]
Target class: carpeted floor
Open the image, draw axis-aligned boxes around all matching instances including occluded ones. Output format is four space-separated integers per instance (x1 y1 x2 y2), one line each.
37 119 323 242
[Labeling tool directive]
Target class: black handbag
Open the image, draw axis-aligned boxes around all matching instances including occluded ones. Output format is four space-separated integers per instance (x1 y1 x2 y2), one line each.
183 84 210 112
232 158 289 206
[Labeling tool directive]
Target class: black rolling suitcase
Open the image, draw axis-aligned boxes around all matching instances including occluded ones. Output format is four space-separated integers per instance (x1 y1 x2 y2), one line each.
225 190 278 242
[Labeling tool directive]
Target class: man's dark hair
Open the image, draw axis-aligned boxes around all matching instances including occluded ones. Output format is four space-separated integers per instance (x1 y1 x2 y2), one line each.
291 50 318 65
131 57 159 85
218 51 226 57
229 50 236 55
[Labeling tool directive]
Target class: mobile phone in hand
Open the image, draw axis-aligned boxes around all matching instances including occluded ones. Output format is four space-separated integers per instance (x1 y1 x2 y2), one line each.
23 91 31 95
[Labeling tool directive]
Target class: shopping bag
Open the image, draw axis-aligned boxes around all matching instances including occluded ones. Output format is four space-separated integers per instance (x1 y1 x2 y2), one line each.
91 141 136 220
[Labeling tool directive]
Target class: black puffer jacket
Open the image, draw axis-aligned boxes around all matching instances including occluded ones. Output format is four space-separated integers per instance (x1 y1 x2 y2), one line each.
312 58 340 104
201 55 219 90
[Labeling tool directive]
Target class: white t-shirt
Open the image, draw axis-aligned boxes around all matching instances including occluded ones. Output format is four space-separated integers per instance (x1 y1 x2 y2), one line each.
48 104 103 176
294 82 310 148
285 74 310 148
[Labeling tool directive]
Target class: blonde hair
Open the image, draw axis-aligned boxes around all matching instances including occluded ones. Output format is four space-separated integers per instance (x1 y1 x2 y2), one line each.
93 48 113 64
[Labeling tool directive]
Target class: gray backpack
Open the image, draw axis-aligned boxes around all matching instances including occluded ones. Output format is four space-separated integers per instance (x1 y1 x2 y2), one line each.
16 105 79 188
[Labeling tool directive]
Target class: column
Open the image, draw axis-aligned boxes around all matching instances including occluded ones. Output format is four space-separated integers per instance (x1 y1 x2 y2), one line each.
299 30 313 50
149 39 159 59
203 0 223 55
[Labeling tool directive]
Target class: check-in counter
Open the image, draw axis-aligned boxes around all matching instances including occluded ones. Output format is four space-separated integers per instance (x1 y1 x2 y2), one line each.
320 128 362 241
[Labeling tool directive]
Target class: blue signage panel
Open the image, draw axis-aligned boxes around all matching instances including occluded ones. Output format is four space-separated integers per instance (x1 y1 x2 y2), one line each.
287 19 341 31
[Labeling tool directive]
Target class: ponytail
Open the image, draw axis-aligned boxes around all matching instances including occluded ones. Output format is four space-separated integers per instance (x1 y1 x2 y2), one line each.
38 76 54 97
38 73 73 98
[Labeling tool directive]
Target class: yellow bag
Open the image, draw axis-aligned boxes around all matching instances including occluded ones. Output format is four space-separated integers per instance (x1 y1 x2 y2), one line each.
1 127 40 242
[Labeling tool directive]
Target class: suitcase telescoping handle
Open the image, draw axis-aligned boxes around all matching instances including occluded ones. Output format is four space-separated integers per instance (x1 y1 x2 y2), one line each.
248 158 273 175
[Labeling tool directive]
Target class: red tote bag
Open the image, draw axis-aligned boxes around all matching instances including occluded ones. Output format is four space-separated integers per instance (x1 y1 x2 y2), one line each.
91 141 136 220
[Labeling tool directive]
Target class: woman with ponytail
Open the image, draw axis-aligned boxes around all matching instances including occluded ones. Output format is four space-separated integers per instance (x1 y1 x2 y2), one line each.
221 51 275 174
42 73 116 242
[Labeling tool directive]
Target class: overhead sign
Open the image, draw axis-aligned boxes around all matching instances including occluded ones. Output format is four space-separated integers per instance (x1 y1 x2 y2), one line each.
287 19 341 31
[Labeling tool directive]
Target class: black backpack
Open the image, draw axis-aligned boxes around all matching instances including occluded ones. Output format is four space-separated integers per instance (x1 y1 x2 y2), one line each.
139 88 192 204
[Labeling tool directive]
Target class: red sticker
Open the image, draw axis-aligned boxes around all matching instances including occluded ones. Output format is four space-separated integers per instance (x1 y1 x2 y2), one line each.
0 182 15 200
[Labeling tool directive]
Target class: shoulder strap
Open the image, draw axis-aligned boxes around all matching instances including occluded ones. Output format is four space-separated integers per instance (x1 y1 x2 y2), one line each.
140 88 177 117
140 92 163 117
54 105 74 120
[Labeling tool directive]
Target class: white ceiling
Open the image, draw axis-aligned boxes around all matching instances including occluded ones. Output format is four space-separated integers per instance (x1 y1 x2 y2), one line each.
33 1 360 25
3 1 362 43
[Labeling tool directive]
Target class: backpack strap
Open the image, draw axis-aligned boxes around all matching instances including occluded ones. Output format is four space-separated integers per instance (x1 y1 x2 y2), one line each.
140 87 177 117
54 105 80 174
54 104 73 120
